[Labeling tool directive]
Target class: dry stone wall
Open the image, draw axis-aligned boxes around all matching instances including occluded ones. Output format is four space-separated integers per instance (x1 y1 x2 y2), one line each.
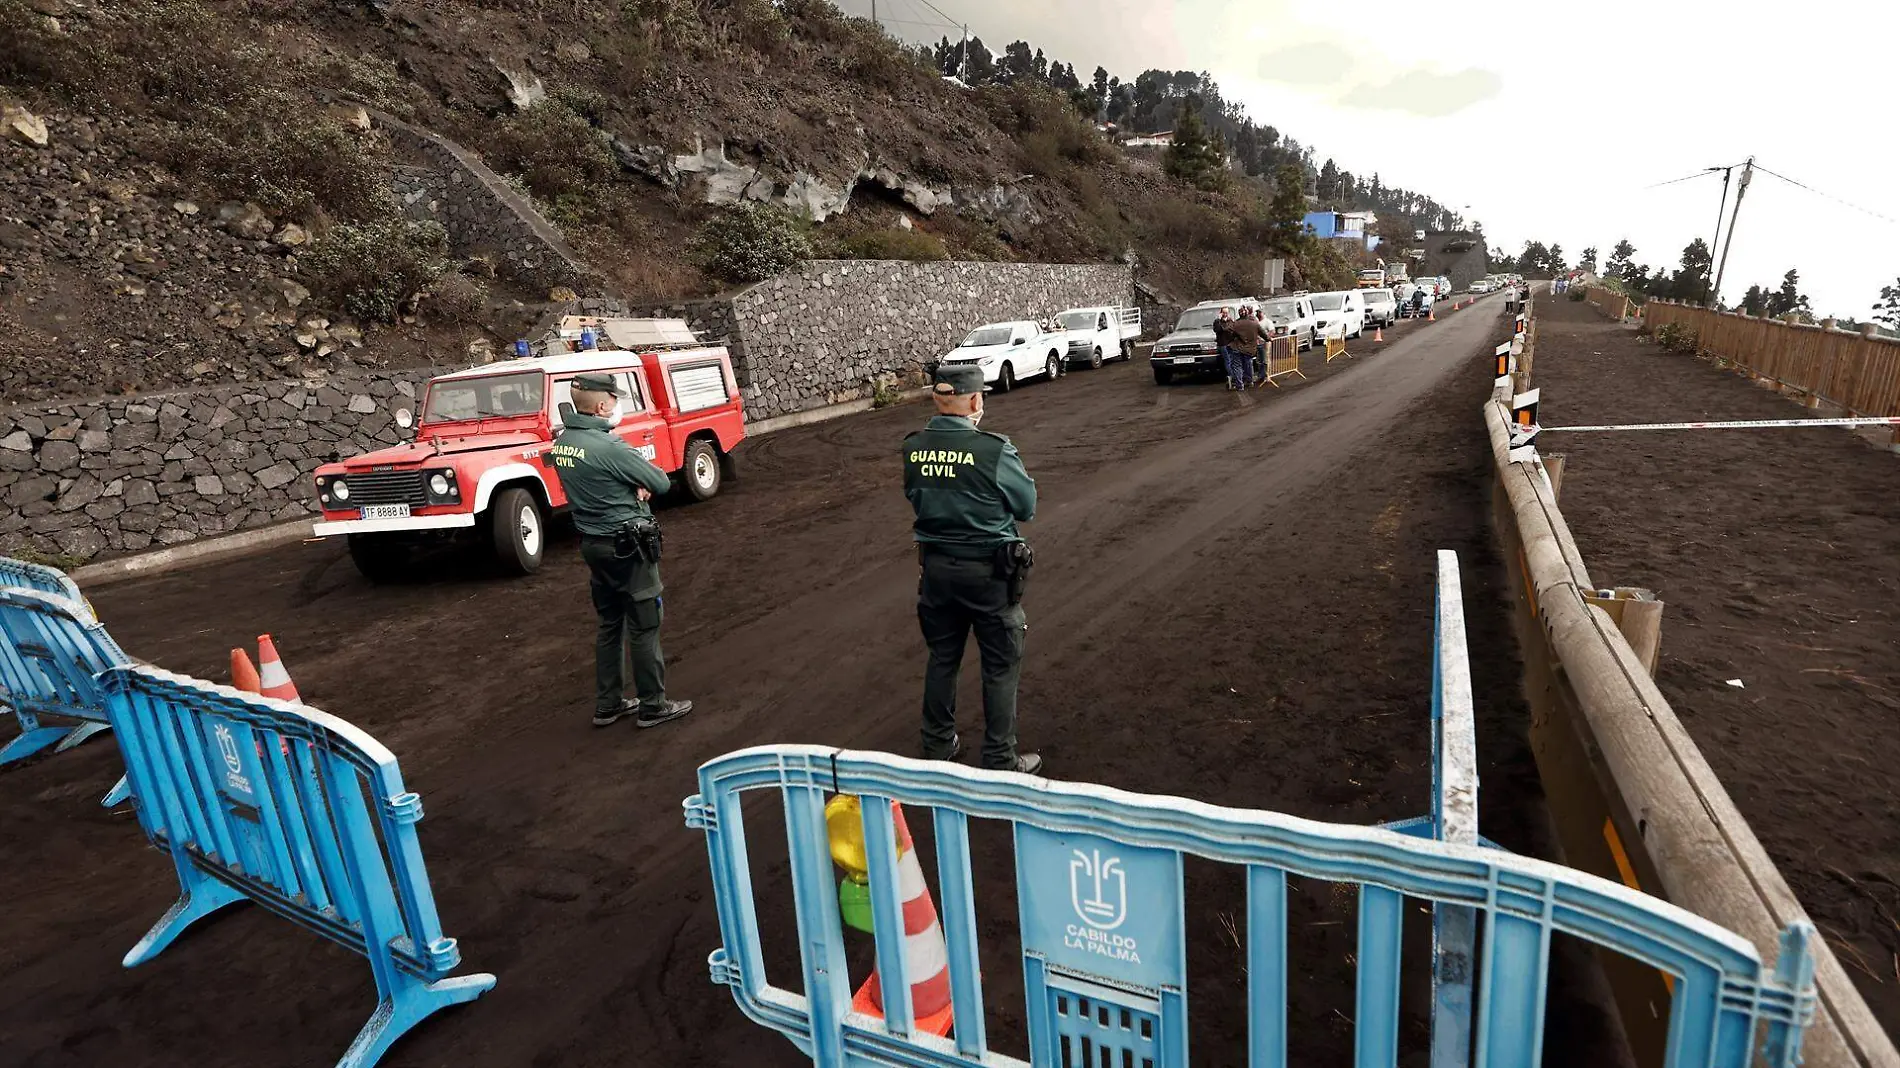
637 260 1133 422
0 369 437 562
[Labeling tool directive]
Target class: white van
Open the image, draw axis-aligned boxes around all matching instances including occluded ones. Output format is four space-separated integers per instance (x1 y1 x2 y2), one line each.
1309 290 1367 341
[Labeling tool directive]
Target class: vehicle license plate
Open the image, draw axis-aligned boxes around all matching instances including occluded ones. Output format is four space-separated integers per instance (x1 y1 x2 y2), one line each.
361 504 411 520
1173 357 1196 365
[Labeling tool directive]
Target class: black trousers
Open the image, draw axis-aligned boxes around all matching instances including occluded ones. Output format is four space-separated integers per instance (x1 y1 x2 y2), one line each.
918 550 1026 769
581 537 666 714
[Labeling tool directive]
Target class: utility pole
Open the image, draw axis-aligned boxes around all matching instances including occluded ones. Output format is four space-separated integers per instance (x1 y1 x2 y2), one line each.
1710 156 1753 309
1703 165 1732 306
959 24 968 82
871 0 876 30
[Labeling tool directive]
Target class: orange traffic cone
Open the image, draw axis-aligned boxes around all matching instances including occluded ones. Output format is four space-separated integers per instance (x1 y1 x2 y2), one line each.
1373 325 1384 343
852 804 955 1037
257 634 302 703
1427 305 1436 321
231 648 262 693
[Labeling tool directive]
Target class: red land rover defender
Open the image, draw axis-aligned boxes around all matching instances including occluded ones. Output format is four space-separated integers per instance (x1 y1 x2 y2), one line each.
310 318 745 580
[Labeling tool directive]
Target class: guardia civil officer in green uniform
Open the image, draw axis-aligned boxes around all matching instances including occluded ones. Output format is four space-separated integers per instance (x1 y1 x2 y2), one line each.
550 373 694 729
903 363 1043 775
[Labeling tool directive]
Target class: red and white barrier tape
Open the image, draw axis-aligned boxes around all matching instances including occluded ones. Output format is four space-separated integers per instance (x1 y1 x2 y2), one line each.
1539 416 1900 433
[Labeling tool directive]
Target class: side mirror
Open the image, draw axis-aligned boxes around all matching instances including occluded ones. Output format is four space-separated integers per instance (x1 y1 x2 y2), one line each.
1012 338 1025 347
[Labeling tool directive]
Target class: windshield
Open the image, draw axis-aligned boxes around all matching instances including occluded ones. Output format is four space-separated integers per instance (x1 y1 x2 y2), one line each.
1057 311 1098 330
961 326 1013 347
1310 294 1346 311
1365 291 1394 304
1357 270 1383 280
422 372 545 424
1175 308 1226 330
1258 300 1301 320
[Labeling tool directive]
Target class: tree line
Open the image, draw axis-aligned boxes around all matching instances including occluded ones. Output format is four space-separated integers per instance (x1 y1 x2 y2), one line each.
921 36 1466 236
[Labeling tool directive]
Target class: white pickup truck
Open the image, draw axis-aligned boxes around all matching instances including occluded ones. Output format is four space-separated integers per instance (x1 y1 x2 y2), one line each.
1055 306 1142 369
936 320 1066 391
1254 294 1319 351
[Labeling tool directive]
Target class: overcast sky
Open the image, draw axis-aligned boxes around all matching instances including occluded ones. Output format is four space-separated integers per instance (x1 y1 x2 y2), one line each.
836 0 1898 318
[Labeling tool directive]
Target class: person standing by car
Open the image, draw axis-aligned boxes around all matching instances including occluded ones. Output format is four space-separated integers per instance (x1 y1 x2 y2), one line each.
1212 307 1239 390
903 364 1043 775
1228 306 1262 390
549 373 694 730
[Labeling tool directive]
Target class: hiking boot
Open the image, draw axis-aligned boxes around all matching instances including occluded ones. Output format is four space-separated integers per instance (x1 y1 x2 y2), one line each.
635 699 693 728
997 753 1044 776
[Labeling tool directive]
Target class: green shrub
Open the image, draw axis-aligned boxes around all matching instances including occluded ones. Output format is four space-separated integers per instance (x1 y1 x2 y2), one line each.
836 228 947 262
1654 322 1698 353
425 273 490 325
489 100 619 205
695 203 812 283
302 217 450 323
149 102 389 221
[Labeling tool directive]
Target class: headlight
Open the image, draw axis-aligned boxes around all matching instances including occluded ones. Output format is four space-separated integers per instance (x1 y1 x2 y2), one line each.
331 479 350 502
429 473 450 496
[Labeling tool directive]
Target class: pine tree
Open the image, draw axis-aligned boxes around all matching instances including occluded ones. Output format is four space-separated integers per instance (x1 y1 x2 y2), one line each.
1580 246 1599 273
1767 269 1810 318
1668 239 1712 300
1871 277 1900 329
1741 284 1769 316
1267 164 1309 252
1164 107 1225 191
1605 239 1636 280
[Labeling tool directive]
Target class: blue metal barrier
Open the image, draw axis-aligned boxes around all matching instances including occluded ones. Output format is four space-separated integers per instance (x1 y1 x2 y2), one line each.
684 551 1817 1067
687 747 1815 1067
100 663 494 1068
0 554 94 619
0 586 127 774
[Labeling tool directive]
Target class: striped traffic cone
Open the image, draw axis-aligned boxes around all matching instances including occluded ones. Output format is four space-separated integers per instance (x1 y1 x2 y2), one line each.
231 648 262 693
1373 325 1384 343
256 634 301 703
852 803 955 1037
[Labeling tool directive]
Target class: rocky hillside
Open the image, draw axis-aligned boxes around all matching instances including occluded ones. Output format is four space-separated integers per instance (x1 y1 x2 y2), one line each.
0 0 1354 402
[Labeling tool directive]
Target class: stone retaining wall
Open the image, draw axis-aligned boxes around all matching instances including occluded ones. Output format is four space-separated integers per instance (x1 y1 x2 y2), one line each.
0 370 435 561
375 111 596 294
636 259 1133 422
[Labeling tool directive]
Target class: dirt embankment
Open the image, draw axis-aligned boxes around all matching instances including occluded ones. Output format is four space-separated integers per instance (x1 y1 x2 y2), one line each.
1532 293 1900 1035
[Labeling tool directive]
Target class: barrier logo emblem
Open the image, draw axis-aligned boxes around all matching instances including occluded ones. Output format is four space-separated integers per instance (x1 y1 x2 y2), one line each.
1017 825 1186 988
1070 849 1128 931
212 721 251 794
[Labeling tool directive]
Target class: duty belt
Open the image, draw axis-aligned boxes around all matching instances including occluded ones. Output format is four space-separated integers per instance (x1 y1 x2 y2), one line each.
917 542 1001 561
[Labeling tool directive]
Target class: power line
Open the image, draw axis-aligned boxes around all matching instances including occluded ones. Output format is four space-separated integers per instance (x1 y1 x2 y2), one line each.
1752 163 1900 227
1641 167 1731 190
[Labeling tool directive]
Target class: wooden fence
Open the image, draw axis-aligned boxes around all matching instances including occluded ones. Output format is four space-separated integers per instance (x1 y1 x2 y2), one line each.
1645 301 1900 418
1582 285 1630 322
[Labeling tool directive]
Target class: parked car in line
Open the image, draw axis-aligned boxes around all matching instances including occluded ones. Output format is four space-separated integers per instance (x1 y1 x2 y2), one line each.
1055 305 1142 369
1254 294 1318 350
1309 290 1367 341
1363 288 1398 329
312 318 744 579
1150 298 1259 384
937 320 1066 391
1469 278 1496 293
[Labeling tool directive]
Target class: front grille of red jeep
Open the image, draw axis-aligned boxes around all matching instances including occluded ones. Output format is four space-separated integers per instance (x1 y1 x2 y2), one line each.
342 471 429 507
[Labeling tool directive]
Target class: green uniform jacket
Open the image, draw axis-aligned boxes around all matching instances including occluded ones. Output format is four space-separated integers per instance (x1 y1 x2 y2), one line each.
549 410 674 598
903 414 1036 550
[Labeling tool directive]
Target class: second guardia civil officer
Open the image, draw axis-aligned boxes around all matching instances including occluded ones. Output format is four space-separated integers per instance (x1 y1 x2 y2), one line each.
902 363 1043 775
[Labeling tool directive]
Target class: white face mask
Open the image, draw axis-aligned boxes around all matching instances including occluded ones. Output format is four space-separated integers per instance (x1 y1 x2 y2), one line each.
606 400 624 427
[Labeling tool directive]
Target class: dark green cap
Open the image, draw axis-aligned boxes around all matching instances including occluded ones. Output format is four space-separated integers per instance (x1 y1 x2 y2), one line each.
933 363 989 396
572 372 621 395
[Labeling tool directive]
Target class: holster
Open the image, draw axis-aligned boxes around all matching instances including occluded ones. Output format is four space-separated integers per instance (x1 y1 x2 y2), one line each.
614 516 663 562
995 540 1035 605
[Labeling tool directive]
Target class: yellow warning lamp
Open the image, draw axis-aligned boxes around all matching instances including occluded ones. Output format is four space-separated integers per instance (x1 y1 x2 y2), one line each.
825 794 880 934
825 793 870 880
